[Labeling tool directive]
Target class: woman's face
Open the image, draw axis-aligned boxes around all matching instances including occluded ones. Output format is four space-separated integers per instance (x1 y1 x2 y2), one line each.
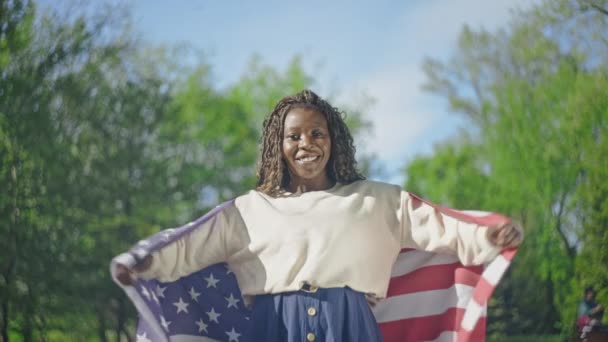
282 107 332 191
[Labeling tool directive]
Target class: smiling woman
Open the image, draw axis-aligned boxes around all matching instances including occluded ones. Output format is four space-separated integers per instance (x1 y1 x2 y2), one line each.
256 90 365 196
112 89 523 342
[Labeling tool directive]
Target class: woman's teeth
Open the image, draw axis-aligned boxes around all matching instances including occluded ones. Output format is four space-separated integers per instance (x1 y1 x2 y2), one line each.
297 156 319 163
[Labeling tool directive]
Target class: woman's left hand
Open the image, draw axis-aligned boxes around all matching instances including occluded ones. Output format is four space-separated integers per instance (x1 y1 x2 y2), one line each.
486 221 524 248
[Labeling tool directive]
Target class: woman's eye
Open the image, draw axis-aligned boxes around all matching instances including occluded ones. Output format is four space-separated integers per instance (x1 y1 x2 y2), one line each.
288 135 299 140
313 131 324 137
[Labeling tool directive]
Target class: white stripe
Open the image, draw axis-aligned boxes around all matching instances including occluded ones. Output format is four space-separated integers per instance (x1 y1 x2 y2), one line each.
170 335 220 342
461 300 486 331
425 331 457 342
482 254 509 286
123 286 168 342
391 250 460 277
111 253 136 272
459 210 490 217
373 283 485 323
111 255 168 342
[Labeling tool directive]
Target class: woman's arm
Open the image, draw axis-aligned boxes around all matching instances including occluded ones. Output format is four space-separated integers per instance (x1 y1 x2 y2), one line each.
400 191 523 265
114 203 246 285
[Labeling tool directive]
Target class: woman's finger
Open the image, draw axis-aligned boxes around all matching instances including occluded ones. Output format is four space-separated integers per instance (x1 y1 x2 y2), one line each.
503 226 522 247
115 264 135 286
489 222 523 248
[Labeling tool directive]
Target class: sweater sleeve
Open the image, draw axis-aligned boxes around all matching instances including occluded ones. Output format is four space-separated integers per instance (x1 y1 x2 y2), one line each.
137 203 247 282
399 191 503 265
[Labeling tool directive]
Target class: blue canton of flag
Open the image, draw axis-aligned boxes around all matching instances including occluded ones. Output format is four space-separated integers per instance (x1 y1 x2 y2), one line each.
111 202 251 342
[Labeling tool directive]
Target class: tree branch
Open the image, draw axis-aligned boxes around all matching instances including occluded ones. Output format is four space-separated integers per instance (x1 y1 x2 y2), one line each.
554 190 576 260
580 0 608 17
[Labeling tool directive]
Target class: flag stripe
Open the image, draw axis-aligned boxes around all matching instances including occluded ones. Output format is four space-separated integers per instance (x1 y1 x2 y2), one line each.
377 307 487 342
427 331 456 342
387 262 483 297
390 250 462 277
170 335 220 342
374 284 479 322
409 193 509 226
460 300 485 331
482 254 510 286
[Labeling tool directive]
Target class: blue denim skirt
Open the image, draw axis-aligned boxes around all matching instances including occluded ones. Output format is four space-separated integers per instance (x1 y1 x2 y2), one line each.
246 286 383 342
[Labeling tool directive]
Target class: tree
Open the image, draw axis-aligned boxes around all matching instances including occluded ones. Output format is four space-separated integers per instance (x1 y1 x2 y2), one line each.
1 0 132 340
407 0 608 336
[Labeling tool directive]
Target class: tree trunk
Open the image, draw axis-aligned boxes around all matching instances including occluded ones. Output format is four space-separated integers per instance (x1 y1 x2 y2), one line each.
116 296 125 342
2 163 21 342
22 311 32 342
545 271 561 334
1 299 8 342
97 309 108 342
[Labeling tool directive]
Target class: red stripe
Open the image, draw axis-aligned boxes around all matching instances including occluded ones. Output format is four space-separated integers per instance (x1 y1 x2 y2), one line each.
408 193 509 226
387 263 483 297
379 307 487 342
472 277 495 304
457 319 487 342
501 248 517 261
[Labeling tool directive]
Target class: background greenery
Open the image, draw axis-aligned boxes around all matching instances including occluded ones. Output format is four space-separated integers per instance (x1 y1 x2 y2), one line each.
1 0 606 341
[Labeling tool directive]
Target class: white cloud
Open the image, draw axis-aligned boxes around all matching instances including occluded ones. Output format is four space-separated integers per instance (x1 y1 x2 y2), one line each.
344 65 434 160
345 0 540 183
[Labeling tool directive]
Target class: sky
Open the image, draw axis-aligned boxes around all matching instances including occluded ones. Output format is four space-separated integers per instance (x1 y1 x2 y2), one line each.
65 0 540 184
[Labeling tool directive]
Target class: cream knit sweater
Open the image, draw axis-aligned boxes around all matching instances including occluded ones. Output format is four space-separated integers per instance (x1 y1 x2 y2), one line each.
139 180 500 301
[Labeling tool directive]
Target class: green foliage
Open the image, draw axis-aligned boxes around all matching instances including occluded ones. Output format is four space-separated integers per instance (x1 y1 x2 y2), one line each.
408 0 608 338
0 1 376 340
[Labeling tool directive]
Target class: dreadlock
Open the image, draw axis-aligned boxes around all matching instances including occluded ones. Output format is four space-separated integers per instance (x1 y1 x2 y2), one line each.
256 89 365 196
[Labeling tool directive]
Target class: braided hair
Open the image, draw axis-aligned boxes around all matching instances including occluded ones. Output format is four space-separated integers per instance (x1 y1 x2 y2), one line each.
256 89 365 196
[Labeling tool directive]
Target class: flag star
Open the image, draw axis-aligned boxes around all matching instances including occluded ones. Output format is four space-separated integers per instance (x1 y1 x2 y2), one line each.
136 332 151 342
206 307 221 323
189 286 201 302
151 291 159 304
155 285 167 298
140 286 151 300
137 240 150 246
195 318 208 333
204 273 220 288
225 265 233 275
225 293 240 309
160 316 171 332
225 327 241 342
173 297 189 314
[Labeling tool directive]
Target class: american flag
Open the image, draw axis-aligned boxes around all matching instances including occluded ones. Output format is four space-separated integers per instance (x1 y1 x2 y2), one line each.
111 197 517 342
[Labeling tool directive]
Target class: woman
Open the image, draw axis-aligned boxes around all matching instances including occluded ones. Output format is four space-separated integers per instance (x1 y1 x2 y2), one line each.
115 89 522 341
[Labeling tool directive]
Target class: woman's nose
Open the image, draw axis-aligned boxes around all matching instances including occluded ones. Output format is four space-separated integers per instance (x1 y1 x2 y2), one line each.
299 134 312 147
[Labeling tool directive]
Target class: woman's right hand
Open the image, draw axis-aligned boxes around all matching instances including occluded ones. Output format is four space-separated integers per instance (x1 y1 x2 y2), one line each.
115 255 152 286
115 264 136 286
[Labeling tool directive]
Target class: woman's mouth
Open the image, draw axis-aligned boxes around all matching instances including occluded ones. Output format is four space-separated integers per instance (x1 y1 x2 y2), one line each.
296 155 320 164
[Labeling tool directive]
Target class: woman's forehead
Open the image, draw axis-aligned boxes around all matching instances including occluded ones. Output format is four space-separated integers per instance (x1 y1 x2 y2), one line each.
284 107 327 129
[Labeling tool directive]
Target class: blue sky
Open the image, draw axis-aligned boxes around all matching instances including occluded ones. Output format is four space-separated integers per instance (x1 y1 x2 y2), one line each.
46 0 539 184
125 0 540 184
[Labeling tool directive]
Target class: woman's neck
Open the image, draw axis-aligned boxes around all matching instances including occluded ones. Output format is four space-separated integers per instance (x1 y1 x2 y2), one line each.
287 177 334 194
